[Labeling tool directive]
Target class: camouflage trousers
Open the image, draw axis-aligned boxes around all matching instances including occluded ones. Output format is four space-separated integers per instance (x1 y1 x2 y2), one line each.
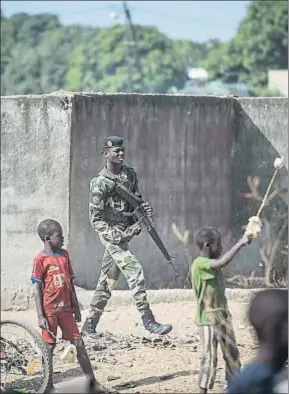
88 234 150 318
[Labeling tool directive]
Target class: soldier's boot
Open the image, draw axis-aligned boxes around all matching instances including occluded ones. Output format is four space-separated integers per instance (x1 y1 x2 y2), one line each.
141 310 172 336
81 312 102 338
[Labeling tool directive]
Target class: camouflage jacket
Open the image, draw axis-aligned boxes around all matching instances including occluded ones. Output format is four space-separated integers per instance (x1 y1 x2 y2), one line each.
89 164 140 244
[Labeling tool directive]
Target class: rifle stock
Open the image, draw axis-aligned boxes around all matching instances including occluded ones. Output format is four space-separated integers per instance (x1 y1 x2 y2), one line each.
114 183 178 276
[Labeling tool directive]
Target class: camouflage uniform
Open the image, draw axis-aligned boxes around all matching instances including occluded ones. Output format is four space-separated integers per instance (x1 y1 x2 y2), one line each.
88 165 150 315
81 136 172 336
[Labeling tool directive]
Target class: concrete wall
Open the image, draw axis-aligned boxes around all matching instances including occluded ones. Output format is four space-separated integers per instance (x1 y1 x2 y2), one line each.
236 98 288 166
229 98 288 275
69 95 235 289
1 94 288 307
1 95 72 300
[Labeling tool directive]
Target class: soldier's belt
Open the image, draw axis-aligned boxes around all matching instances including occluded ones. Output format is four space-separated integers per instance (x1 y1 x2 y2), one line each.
102 211 133 222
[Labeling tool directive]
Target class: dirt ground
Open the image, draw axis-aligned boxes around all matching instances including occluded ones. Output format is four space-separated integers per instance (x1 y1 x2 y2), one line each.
1 299 257 393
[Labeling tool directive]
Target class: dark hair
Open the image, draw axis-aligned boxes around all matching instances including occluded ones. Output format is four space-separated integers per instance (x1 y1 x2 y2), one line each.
194 227 221 250
101 147 109 155
249 289 288 342
37 219 62 242
101 146 124 156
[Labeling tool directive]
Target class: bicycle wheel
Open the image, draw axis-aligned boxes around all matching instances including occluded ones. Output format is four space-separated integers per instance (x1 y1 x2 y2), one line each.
0 319 51 393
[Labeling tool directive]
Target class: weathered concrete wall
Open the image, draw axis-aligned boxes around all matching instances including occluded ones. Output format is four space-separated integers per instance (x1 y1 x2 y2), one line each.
69 95 235 289
1 94 288 308
227 98 288 276
1 96 72 302
68 94 288 289
236 98 288 165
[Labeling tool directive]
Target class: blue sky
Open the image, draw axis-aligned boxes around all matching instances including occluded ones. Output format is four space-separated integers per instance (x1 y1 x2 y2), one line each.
1 1 250 42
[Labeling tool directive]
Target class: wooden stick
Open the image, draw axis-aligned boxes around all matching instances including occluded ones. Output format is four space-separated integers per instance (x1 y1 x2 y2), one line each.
256 168 279 218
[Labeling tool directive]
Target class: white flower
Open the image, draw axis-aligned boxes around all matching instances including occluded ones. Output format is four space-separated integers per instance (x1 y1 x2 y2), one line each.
274 157 285 169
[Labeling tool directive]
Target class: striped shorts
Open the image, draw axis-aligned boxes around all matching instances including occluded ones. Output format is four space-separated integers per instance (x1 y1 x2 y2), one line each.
198 312 241 390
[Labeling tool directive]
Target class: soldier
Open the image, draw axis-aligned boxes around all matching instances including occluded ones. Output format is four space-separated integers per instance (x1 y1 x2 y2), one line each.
81 136 172 337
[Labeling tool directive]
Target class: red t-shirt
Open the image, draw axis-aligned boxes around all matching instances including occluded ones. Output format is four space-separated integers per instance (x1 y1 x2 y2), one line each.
31 249 75 316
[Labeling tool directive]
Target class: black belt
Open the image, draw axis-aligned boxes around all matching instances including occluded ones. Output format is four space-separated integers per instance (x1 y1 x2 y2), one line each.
102 211 133 222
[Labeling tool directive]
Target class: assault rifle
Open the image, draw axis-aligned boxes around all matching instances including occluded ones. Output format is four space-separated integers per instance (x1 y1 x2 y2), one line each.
114 182 179 277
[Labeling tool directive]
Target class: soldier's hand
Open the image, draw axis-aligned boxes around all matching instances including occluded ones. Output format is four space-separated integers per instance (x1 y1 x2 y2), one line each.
142 201 153 217
134 227 141 235
121 228 135 242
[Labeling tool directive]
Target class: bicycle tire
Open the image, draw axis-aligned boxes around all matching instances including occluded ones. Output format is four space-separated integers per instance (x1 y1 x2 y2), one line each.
0 319 51 393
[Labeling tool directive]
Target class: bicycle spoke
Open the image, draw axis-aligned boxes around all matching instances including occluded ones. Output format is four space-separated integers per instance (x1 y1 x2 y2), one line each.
1 320 51 393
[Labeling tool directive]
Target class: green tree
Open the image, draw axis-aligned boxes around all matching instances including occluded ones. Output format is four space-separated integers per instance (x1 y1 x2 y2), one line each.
66 24 194 93
8 12 61 45
202 0 288 89
1 12 62 94
39 26 97 92
66 45 87 92
0 11 211 95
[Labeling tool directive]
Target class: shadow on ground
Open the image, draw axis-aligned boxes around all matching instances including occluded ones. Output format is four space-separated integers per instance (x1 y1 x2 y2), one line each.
112 370 194 391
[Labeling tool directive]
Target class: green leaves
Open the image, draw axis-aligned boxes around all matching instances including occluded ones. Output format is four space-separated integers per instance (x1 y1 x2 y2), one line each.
201 0 288 90
1 12 208 95
2 1 286 95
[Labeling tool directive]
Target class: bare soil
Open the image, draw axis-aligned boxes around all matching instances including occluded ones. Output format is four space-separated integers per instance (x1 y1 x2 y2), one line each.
1 299 257 393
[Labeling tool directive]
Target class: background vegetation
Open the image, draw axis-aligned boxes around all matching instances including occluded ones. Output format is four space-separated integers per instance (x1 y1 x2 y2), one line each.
1 0 287 95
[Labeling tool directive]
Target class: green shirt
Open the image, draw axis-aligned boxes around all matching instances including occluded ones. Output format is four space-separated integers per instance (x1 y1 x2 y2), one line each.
190 256 228 325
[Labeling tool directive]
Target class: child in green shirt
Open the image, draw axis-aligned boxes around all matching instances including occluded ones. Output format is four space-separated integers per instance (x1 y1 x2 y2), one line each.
190 227 249 393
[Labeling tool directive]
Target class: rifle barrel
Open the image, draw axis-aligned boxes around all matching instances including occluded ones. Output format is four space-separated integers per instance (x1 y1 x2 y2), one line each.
114 183 178 275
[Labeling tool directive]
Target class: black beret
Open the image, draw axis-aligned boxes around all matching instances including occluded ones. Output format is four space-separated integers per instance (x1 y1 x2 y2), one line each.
102 136 124 149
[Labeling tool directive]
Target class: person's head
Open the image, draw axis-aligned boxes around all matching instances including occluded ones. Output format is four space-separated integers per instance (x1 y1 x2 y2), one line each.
195 227 222 258
37 219 64 251
249 289 288 370
101 136 125 165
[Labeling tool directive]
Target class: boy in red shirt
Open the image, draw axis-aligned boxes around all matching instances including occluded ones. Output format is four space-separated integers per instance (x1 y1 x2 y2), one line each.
32 219 114 393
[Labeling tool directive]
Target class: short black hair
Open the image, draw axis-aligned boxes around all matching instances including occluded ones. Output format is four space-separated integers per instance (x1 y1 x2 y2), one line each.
37 219 62 242
249 289 288 342
101 146 124 156
101 146 110 155
195 227 221 250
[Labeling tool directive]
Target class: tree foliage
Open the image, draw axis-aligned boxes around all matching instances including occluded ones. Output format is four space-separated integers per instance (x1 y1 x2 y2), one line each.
201 0 288 89
1 1 287 95
1 11 208 95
